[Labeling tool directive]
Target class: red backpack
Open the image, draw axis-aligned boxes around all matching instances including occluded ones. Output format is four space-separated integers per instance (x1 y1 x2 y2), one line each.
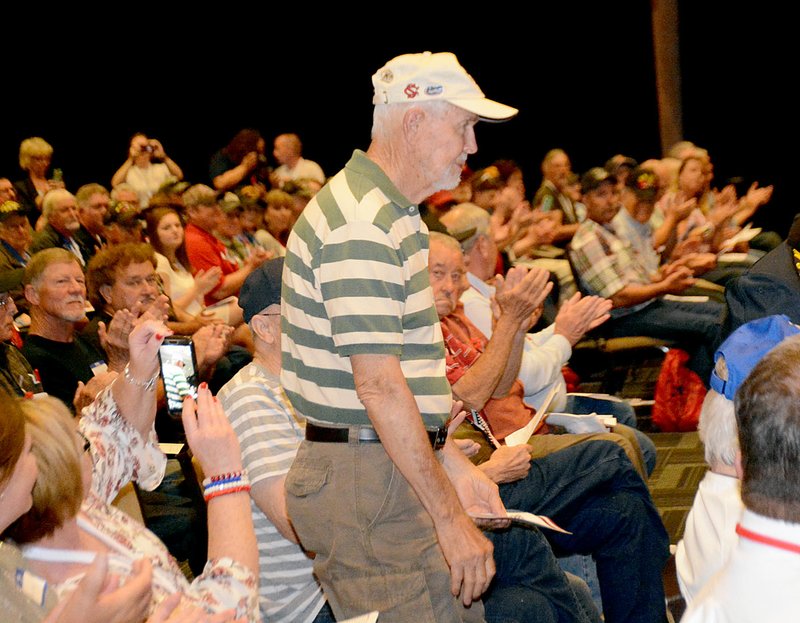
652 348 707 432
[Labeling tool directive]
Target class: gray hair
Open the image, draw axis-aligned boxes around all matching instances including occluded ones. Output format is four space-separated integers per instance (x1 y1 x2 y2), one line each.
41 189 75 220
428 231 463 254
698 390 739 468
439 202 491 253
371 100 454 141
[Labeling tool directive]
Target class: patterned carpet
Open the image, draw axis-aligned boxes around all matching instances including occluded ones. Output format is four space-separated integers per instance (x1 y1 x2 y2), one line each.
643 430 707 621
647 431 708 544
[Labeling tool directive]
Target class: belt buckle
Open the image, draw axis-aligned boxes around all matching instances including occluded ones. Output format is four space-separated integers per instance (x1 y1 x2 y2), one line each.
432 424 447 450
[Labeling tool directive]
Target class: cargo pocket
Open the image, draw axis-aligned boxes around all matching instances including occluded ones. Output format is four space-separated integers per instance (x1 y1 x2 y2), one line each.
285 457 333 554
285 458 331 497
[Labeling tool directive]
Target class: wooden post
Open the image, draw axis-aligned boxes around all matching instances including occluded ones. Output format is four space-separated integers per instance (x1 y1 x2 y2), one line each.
651 0 683 156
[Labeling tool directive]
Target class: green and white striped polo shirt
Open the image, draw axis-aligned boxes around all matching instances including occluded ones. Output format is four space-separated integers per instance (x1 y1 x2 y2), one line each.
280 150 452 428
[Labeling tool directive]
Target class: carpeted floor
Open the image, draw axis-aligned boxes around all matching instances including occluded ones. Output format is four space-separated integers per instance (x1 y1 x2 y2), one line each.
643 430 707 622
647 431 708 545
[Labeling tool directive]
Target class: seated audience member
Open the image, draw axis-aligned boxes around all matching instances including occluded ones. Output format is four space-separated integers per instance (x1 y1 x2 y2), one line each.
13 136 63 229
262 189 295 247
440 203 657 474
0 389 247 623
682 332 800 623
604 154 637 189
429 232 649 476
74 183 110 261
721 212 800 343
5 320 260 622
676 314 800 606
214 192 250 267
210 128 270 192
656 152 772 279
145 205 232 322
237 189 285 258
29 189 92 267
110 182 142 209
21 249 111 409
0 268 42 397
0 176 18 202
104 200 144 246
270 132 326 188
110 133 184 208
219 258 602 623
282 179 320 221
568 167 723 381
428 233 670 621
612 166 724 302
0 201 34 312
182 184 268 306
82 243 242 376
533 148 580 246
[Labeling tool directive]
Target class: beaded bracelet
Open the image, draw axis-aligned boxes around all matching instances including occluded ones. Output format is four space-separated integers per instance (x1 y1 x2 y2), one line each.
204 484 251 502
202 469 249 489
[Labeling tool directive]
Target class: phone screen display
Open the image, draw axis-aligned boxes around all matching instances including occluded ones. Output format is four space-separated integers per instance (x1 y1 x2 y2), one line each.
158 339 199 414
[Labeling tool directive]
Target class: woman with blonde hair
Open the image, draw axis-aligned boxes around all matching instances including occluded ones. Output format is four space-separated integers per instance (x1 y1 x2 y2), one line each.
2 319 258 622
14 137 63 229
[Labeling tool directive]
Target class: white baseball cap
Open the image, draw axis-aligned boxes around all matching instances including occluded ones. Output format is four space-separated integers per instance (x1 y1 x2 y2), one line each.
371 51 518 122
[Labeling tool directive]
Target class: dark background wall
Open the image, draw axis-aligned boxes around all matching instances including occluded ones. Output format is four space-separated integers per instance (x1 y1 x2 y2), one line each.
2 3 793 236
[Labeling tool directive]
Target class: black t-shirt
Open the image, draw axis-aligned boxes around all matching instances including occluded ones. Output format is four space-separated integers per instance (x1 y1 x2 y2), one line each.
21 334 106 410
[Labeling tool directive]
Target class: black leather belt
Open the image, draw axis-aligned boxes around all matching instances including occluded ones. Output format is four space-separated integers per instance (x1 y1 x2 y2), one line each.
305 420 447 450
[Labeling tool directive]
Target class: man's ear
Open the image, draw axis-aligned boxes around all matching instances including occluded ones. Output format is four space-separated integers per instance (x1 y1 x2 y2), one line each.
24 283 39 306
402 107 426 140
250 315 275 344
734 449 744 480
99 284 113 305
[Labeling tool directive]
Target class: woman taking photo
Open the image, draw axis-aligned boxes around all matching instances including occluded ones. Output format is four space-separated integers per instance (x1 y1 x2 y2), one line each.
1 320 258 622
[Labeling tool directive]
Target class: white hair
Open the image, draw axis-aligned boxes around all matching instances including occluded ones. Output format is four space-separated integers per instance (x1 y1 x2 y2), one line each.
371 100 455 141
698 389 739 467
42 189 75 219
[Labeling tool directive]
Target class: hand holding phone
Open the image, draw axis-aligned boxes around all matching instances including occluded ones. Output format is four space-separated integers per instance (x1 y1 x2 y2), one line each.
158 336 200 416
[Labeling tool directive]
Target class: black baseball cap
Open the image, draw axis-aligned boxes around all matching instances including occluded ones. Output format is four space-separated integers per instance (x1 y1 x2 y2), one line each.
238 257 284 322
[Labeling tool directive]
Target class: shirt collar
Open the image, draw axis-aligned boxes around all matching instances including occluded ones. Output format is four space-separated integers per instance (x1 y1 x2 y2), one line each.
345 150 417 216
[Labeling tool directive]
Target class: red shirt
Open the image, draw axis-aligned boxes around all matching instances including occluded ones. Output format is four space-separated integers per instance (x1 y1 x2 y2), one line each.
184 223 239 305
440 303 546 441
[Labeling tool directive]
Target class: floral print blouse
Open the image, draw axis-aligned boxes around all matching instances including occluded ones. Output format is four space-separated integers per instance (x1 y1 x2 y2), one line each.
24 386 259 622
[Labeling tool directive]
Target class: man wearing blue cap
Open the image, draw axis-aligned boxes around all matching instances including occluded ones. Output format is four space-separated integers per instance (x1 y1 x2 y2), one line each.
680 315 800 621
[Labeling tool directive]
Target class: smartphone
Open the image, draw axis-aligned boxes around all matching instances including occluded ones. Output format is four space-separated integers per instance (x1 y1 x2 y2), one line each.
158 335 200 416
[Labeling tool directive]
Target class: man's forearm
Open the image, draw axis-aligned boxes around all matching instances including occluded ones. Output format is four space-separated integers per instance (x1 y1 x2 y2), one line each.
452 314 526 410
352 354 467 526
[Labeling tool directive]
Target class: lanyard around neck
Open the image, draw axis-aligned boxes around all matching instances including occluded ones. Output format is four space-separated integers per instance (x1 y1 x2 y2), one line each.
736 522 800 555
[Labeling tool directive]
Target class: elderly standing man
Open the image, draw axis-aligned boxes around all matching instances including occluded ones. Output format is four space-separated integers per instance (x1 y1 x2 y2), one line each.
281 51 518 622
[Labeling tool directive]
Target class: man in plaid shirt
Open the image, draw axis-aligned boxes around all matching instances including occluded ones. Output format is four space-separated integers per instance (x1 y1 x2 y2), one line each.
568 167 723 382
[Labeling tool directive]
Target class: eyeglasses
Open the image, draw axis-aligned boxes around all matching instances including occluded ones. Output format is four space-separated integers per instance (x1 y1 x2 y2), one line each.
77 430 91 453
